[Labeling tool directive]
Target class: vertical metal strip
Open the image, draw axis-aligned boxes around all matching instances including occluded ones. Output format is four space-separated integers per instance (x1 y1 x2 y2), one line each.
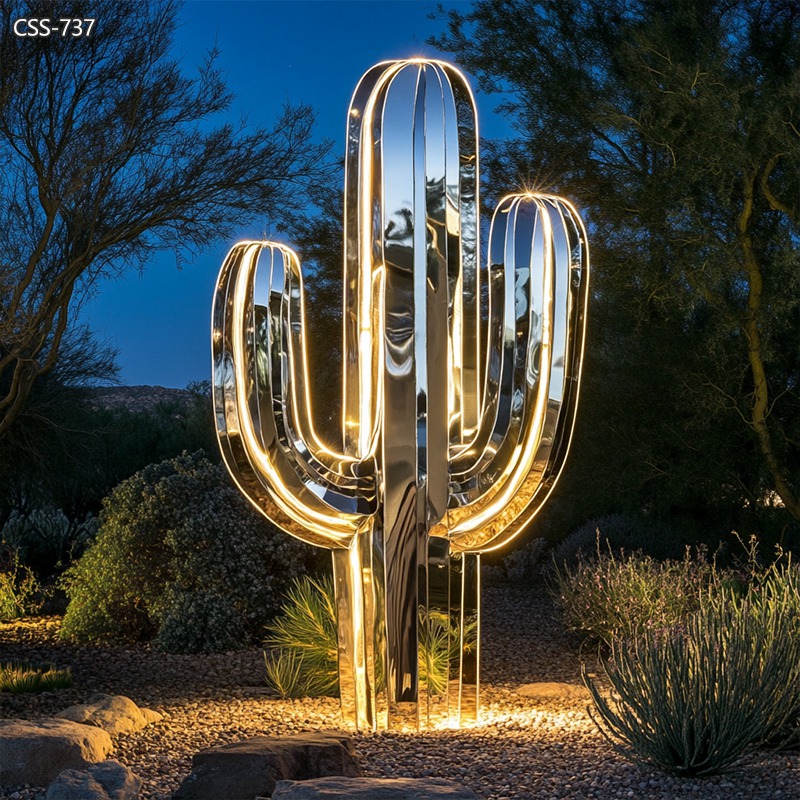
380 65 423 725
458 551 480 725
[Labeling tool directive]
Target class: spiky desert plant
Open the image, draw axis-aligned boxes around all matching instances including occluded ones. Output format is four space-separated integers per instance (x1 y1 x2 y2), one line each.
0 662 72 693
264 575 339 697
585 587 800 776
264 575 469 698
263 648 336 700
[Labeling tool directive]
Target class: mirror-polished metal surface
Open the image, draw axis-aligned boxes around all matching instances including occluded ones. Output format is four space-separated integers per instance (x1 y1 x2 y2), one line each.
212 59 589 732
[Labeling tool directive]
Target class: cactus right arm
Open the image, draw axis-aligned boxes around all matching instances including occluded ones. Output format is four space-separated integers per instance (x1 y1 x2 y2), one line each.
444 194 590 553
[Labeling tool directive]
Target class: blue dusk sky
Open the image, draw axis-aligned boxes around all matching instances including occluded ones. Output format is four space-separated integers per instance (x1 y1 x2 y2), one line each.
81 0 514 389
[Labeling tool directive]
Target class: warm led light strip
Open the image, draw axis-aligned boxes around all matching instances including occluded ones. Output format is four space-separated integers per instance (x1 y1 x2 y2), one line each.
212 59 589 732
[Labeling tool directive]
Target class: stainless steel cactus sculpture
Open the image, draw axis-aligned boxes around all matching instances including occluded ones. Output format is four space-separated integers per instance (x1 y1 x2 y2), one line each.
212 59 589 731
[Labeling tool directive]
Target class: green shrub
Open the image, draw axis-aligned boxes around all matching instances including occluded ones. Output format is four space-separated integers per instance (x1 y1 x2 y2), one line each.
0 662 73 693
264 575 471 699
551 545 716 647
263 648 317 699
264 575 339 698
553 514 684 566
483 536 545 587
585 574 800 776
2 507 98 572
0 546 44 621
60 451 316 652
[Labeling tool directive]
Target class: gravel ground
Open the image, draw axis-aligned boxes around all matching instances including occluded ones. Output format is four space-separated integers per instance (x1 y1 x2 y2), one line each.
1 583 798 800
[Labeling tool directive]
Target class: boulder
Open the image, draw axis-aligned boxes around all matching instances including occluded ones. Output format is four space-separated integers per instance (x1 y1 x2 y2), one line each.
516 682 591 702
46 760 141 800
272 777 482 799
0 718 113 787
174 731 359 800
56 694 162 736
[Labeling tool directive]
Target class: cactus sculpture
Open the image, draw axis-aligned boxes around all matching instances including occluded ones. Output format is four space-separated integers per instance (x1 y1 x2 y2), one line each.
212 59 589 731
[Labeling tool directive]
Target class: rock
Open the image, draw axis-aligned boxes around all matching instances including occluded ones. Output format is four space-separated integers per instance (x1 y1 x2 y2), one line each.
272 777 482 799
516 681 591 701
173 731 359 800
0 718 113 787
56 694 162 736
46 760 141 799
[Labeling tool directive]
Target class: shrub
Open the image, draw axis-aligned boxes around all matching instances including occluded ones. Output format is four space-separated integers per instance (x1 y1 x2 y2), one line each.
264 575 472 698
0 662 73 693
553 514 683 567
551 545 716 647
264 575 339 698
585 575 800 776
60 451 316 652
483 536 545 587
2 507 98 572
0 546 44 621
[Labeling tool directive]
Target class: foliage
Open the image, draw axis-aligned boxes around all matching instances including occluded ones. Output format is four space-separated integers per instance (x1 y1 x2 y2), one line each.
0 0 332 441
0 546 44 621
264 575 340 698
264 574 467 699
553 515 685 567
434 0 800 536
59 451 316 652
483 536 546 587
2 507 97 573
0 662 73 693
551 545 717 647
263 648 319 700
585 565 800 775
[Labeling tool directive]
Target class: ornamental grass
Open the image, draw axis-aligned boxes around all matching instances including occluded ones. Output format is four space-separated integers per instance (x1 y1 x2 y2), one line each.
0 662 73 693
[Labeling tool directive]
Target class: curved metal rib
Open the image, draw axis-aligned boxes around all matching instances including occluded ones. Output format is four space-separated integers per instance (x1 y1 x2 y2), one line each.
212 241 375 550
445 194 590 552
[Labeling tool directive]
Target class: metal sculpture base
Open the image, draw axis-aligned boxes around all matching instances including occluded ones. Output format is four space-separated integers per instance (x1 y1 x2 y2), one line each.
332 537 479 731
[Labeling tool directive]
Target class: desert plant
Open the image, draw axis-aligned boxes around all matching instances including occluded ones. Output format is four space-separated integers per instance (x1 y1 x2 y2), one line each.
2 507 98 572
264 574 468 698
264 575 477 697
553 514 683 567
483 536 546 587
264 575 339 698
585 584 800 776
0 662 73 693
59 451 316 652
0 546 44 621
551 545 716 647
263 649 312 699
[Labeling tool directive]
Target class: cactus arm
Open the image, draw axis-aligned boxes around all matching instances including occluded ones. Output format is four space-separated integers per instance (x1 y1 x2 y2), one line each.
471 197 589 551
212 240 374 548
443 65 481 444
445 194 590 552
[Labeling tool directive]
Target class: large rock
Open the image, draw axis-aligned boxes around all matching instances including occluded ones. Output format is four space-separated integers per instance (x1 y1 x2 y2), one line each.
0 718 113 787
272 777 482 799
56 694 162 736
174 731 359 800
46 760 141 800
516 682 591 702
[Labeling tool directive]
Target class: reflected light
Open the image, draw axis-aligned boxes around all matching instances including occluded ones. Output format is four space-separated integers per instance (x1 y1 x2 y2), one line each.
211 59 589 733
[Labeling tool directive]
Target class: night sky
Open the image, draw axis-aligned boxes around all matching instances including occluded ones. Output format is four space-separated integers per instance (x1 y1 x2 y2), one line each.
80 0 512 388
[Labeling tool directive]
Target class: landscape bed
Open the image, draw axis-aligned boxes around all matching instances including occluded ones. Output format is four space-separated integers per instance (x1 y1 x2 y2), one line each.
1 585 797 800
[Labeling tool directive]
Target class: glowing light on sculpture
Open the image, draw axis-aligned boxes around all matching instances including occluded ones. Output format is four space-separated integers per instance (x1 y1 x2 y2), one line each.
212 59 589 731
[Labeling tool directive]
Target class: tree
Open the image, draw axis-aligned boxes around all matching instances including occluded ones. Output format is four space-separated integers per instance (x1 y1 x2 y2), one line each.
0 0 332 439
435 0 800 532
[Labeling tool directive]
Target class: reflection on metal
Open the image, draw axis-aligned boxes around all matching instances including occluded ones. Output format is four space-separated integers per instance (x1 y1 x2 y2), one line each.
212 59 589 731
